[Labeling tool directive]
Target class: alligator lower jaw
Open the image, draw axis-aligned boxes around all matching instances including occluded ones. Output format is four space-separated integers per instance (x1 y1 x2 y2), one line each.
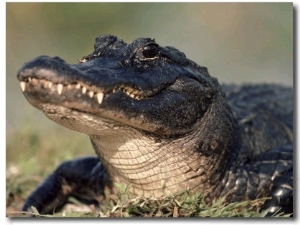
41 104 125 136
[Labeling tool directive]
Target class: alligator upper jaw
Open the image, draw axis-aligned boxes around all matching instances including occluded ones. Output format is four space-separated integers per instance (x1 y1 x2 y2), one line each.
16 54 164 107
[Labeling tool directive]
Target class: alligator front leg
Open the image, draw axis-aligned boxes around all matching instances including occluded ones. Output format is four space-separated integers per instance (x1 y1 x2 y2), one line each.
22 156 112 215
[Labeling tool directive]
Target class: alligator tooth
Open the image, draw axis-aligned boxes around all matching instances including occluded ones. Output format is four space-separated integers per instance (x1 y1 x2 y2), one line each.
43 80 49 88
48 82 53 88
67 84 72 89
89 91 94 98
32 78 38 84
20 82 26 92
96 92 104 104
82 86 87 94
76 84 81 89
28 77 32 82
79 58 87 63
57 84 63 95
132 90 140 95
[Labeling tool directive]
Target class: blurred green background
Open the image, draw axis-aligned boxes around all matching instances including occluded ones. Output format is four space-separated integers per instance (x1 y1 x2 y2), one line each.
7 2 293 133
5 2 293 213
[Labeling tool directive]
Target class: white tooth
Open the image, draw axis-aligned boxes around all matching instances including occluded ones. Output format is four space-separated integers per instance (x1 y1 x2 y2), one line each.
20 82 26 92
75 84 81 89
89 91 94 98
32 78 38 84
67 84 72 89
48 82 53 88
43 81 48 88
57 84 63 95
28 77 32 82
96 92 104 104
126 91 131 96
82 86 87 94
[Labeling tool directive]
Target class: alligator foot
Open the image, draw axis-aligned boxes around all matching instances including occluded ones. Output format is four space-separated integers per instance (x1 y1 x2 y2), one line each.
22 156 111 215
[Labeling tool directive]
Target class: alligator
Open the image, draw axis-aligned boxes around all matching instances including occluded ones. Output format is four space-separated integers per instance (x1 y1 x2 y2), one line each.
17 35 293 216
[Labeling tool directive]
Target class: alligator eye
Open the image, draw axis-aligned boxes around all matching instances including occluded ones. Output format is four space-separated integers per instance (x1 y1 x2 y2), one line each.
142 44 159 58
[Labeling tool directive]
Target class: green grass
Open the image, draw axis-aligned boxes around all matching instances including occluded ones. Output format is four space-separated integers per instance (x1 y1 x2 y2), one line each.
6 122 290 217
7 184 287 218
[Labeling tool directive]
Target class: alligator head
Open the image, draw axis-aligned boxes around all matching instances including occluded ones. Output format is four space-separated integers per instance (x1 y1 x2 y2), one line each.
17 35 234 197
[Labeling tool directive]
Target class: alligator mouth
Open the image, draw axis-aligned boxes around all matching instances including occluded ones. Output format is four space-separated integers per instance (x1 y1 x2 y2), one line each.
19 75 151 106
18 73 181 136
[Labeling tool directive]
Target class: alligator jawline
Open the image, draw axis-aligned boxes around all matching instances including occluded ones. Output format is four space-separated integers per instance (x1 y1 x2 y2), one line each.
20 76 154 105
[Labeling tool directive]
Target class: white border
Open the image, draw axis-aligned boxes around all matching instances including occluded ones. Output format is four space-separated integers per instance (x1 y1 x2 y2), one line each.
2 1 298 224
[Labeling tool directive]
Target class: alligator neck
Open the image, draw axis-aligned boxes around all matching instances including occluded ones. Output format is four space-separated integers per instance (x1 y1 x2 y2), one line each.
90 91 234 199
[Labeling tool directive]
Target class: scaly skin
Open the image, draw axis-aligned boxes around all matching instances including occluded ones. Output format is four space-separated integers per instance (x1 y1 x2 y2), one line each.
17 35 293 215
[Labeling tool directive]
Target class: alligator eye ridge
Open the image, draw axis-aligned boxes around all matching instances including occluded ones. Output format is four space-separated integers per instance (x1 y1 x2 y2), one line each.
142 44 159 58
